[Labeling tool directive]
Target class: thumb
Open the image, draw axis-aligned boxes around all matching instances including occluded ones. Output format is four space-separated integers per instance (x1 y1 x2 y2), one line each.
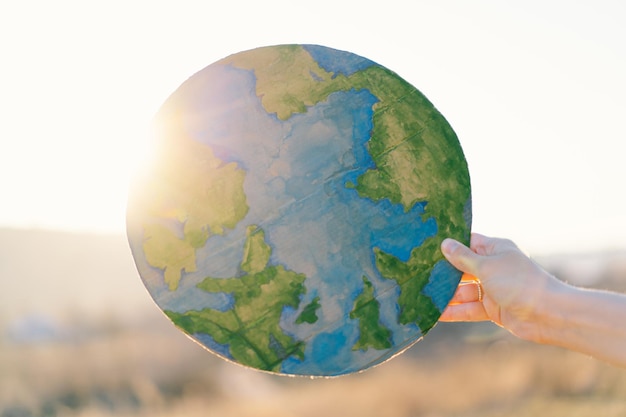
440 238 481 277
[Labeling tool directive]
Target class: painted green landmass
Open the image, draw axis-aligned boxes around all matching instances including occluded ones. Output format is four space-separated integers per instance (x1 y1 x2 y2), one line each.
373 238 442 331
142 223 198 291
350 276 392 351
227 45 470 332
349 65 471 241
165 225 307 372
350 67 470 332
139 124 249 291
224 45 349 121
240 224 272 274
350 66 469 333
295 296 320 324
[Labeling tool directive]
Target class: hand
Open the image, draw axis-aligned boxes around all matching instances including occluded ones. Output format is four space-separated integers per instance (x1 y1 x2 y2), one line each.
439 233 562 343
439 233 626 367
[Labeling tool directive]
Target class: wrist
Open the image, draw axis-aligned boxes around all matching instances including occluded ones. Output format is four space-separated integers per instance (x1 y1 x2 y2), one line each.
527 276 576 346
502 261 572 345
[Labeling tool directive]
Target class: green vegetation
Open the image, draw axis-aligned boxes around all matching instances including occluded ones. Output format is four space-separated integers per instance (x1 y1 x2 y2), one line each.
350 277 392 351
165 225 307 372
296 296 320 324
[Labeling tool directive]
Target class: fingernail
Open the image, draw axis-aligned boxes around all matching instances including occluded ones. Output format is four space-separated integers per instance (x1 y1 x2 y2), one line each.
441 238 458 254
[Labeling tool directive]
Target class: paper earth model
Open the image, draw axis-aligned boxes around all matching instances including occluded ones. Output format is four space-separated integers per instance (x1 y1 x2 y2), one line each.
127 44 472 376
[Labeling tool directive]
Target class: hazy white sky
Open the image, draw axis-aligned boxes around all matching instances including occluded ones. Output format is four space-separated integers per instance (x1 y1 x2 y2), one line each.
1 0 625 255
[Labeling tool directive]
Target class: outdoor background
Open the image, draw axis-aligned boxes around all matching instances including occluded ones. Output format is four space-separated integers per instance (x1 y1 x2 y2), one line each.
2 1 626 416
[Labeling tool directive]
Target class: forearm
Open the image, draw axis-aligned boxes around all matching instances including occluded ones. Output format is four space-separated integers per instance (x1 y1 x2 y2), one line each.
535 280 626 368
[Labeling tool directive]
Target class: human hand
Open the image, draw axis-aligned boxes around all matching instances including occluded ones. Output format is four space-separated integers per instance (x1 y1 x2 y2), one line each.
440 233 626 367
439 233 564 344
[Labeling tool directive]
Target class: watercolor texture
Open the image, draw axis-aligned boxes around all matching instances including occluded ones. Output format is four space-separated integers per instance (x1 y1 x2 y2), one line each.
127 44 471 376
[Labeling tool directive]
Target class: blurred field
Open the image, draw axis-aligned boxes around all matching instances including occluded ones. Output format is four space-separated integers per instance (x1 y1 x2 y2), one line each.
2 228 626 417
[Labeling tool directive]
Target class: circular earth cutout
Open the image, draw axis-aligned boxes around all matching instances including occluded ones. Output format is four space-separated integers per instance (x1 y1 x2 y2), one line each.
127 44 471 376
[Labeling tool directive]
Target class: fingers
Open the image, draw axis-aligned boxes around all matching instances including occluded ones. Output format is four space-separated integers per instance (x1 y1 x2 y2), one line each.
468 233 497 256
440 238 482 276
448 280 483 304
439 260 489 322
470 232 519 256
460 272 479 282
439 302 490 322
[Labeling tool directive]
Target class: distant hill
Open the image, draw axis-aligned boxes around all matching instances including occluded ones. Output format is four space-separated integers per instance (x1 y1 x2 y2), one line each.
537 250 626 291
0 228 155 323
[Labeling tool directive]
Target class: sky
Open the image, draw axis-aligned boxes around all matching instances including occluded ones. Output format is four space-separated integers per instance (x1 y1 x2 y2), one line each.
1 0 625 256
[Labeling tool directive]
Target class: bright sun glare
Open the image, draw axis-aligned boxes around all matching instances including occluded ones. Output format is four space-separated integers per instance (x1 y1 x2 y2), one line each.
0 2 185 234
1 1 625 255
0 84 154 233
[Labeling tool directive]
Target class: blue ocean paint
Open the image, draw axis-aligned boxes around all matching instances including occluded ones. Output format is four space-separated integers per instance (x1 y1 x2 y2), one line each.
422 260 462 312
163 63 443 374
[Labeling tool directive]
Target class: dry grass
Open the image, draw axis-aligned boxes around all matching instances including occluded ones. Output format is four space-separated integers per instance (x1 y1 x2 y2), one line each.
2 317 626 417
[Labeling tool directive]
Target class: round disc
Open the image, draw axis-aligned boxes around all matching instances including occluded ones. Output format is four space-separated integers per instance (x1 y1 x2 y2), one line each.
127 44 471 376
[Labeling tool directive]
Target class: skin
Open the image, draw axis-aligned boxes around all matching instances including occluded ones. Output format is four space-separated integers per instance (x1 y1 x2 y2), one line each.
440 233 626 368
